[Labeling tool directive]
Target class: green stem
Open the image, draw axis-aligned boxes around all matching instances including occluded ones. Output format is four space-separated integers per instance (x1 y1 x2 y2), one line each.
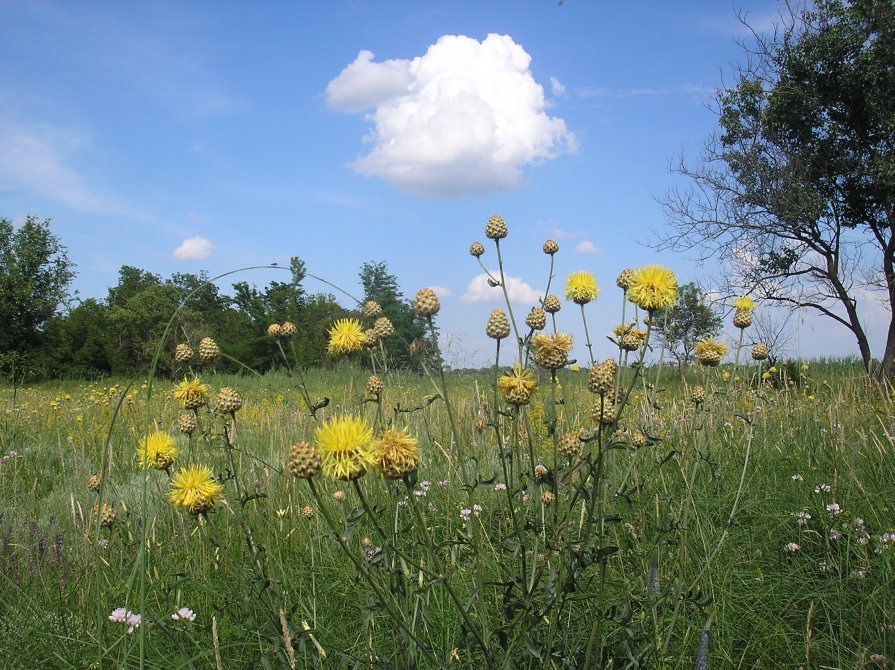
579 303 596 367
404 479 494 667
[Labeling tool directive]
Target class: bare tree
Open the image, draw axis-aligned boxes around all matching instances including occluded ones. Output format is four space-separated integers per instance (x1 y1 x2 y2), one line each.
657 0 895 380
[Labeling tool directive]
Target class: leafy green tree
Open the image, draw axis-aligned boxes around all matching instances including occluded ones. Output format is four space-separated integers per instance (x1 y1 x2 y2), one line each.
653 283 723 371
0 216 76 376
659 0 895 380
359 261 428 369
36 298 111 377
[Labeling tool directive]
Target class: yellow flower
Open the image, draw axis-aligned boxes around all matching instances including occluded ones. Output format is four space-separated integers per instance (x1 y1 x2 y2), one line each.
694 338 728 366
722 371 731 381
497 365 539 405
173 376 209 410
768 366 778 374
731 296 757 311
170 464 223 515
569 364 581 372
808 394 815 401
626 265 677 312
327 319 366 355
564 271 600 305
532 332 574 370
315 416 376 480
373 428 421 479
762 372 772 380
138 431 178 470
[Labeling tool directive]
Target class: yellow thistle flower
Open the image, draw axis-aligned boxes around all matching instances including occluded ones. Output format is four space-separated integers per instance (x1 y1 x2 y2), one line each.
564 271 600 305
626 265 677 312
315 416 376 480
173 376 209 410
694 338 727 367
731 296 757 312
497 365 539 404
327 319 366 355
532 332 574 370
169 464 223 515
373 428 421 480
138 431 178 470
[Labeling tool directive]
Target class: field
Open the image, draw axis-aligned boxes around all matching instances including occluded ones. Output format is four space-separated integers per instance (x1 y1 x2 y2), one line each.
1 353 893 669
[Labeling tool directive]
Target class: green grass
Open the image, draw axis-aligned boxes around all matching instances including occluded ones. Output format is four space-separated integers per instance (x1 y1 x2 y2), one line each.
1 361 893 668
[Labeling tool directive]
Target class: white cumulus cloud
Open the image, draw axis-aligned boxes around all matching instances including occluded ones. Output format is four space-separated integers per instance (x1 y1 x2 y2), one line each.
460 272 542 305
575 240 602 255
172 236 213 261
325 34 576 197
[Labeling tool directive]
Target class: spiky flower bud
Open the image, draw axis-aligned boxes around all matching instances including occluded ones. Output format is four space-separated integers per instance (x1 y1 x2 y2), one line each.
176 412 198 435
469 241 486 258
558 431 583 458
93 503 117 528
733 308 752 329
485 309 511 340
751 343 769 361
174 343 194 364
588 359 617 395
541 491 556 505
280 321 297 337
413 288 440 317
267 323 282 338
373 316 394 339
87 475 101 493
543 239 559 255
485 214 508 240
542 294 561 314
215 387 242 414
197 337 220 363
525 307 547 330
363 300 382 319
287 441 322 479
366 375 384 396
300 505 316 520
593 400 617 425
616 268 635 291
690 385 707 405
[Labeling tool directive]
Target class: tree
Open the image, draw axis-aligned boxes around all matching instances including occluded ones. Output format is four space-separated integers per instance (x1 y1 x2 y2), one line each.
652 283 723 371
0 216 75 373
658 0 895 380
359 261 428 369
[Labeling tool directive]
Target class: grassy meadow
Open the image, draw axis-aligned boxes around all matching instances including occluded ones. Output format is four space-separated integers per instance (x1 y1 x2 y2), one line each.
1 355 893 669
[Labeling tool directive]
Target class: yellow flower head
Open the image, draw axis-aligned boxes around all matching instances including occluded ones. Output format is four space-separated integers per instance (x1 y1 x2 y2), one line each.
173 376 209 410
170 464 223 515
374 428 421 479
731 296 757 312
626 265 677 312
565 271 600 305
315 416 376 480
497 365 539 405
138 431 178 470
694 337 728 365
327 319 366 355
532 332 574 370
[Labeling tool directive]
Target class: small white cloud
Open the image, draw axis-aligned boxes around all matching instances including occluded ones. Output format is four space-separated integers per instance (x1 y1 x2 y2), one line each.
549 226 579 240
550 76 567 98
172 236 213 261
575 240 602 255
460 272 542 305
430 286 453 298
325 34 576 197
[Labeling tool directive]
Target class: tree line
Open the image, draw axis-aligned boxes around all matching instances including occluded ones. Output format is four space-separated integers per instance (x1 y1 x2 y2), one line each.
0 216 428 381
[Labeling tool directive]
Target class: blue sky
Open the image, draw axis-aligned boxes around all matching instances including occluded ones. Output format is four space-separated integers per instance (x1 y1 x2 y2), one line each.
0 1 884 366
